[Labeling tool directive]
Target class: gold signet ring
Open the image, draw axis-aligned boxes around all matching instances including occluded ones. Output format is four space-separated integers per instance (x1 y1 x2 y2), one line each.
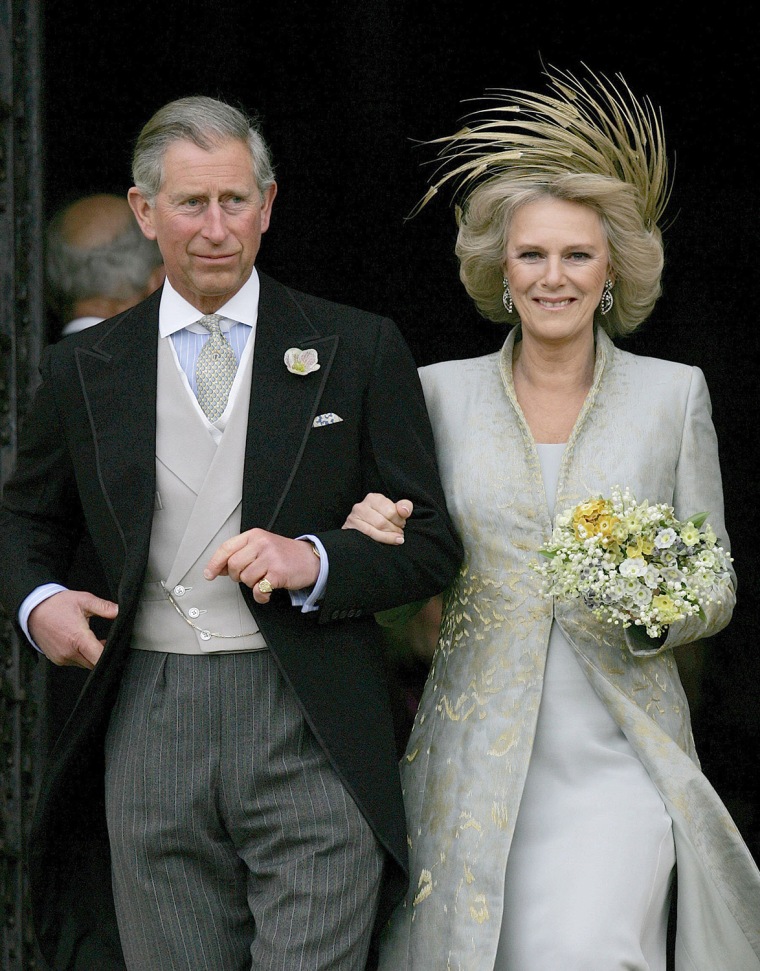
258 578 273 594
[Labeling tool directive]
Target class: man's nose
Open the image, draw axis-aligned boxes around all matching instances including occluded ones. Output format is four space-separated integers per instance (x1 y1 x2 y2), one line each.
201 201 227 242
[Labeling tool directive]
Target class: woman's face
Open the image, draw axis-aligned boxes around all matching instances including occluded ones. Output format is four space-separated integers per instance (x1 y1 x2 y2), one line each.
503 197 611 346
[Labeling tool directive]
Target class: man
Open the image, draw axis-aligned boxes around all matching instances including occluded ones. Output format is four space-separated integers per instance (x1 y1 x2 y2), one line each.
45 192 165 338
0 96 461 971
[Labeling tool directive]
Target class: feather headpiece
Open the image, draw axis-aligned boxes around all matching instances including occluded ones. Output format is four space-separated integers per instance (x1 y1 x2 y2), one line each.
411 64 671 231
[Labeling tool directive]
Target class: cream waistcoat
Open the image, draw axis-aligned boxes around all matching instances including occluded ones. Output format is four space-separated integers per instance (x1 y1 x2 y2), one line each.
131 333 267 654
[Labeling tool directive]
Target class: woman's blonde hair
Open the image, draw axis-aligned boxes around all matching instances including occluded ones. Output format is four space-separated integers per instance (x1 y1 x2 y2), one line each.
414 66 671 337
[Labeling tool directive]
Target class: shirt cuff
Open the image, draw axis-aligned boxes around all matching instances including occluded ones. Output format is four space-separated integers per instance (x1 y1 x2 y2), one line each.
19 583 69 652
289 535 328 612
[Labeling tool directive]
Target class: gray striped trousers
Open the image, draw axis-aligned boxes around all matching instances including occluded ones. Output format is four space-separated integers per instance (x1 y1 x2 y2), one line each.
104 648 384 970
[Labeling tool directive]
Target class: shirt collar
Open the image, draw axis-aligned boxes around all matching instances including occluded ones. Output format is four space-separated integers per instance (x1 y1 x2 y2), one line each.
61 316 104 336
158 268 260 337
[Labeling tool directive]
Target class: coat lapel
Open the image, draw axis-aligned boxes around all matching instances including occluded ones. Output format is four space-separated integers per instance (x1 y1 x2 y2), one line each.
73 291 160 565
241 273 338 531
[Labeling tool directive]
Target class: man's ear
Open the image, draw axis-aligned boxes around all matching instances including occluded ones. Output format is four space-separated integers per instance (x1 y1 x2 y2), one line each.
259 182 277 235
127 187 157 241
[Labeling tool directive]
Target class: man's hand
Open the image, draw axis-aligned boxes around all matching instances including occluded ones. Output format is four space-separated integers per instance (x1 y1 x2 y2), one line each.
342 493 413 543
204 529 321 604
29 591 119 669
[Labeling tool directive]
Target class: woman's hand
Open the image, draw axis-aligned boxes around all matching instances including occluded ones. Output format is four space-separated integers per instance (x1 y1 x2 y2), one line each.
342 493 413 544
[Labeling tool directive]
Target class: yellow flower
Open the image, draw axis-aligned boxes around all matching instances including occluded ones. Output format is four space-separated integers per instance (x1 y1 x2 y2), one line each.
577 498 609 520
626 534 654 558
611 521 628 543
680 522 700 546
574 517 593 540
596 515 618 540
573 499 617 542
652 594 682 624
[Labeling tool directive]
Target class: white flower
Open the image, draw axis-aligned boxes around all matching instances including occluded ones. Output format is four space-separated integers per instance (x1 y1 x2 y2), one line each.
660 566 685 585
284 347 320 375
703 524 717 545
632 584 654 606
655 527 677 549
643 565 660 588
695 549 717 569
619 557 647 578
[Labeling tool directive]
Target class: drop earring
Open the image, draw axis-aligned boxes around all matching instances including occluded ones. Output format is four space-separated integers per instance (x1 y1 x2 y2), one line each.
502 277 513 314
600 278 614 315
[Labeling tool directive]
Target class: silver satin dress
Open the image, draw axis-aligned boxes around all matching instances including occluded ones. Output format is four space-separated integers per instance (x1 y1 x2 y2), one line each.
494 442 675 970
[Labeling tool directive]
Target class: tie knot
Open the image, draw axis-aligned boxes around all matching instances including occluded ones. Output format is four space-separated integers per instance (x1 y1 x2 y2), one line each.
198 314 223 335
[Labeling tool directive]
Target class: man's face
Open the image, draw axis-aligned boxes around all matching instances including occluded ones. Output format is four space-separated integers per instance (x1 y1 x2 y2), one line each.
129 138 276 315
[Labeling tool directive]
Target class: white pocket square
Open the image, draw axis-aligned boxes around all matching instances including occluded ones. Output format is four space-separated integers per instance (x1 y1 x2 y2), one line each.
313 413 343 427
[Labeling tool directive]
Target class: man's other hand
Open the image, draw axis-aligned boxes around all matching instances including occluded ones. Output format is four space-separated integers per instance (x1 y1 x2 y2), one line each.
29 591 119 669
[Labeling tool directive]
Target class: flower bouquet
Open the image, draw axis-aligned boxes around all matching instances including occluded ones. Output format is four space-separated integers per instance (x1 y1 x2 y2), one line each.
533 486 733 638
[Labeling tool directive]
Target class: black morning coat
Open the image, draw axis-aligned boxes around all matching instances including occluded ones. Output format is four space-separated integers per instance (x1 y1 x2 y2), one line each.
0 271 463 970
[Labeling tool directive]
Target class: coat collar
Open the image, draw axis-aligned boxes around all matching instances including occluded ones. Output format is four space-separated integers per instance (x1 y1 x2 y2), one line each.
498 323 613 441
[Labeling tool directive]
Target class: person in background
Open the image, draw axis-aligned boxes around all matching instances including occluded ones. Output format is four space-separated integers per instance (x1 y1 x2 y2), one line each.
0 96 461 971
45 192 165 338
344 67 760 970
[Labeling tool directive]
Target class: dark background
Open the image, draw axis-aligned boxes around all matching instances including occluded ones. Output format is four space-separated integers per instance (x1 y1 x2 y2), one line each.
42 2 758 856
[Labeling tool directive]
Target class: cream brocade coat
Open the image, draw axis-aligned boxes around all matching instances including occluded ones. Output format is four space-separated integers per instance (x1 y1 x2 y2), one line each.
378 328 760 970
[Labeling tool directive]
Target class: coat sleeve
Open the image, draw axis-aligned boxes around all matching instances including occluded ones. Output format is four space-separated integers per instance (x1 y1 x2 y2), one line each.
0 348 85 618
314 317 463 621
626 365 736 656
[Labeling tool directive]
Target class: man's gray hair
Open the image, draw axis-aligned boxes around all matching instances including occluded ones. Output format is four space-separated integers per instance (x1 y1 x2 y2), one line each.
45 213 163 323
132 95 276 204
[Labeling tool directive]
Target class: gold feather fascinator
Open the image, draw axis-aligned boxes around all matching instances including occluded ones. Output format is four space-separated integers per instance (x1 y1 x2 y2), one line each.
410 64 671 231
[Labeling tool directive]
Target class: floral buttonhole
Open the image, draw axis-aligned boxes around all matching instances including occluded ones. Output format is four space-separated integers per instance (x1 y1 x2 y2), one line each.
284 347 320 375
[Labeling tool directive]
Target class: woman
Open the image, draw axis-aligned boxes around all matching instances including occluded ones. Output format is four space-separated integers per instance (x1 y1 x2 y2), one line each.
343 68 760 970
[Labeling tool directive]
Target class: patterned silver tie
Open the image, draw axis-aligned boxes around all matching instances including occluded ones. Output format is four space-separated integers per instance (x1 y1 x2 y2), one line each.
195 314 238 421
